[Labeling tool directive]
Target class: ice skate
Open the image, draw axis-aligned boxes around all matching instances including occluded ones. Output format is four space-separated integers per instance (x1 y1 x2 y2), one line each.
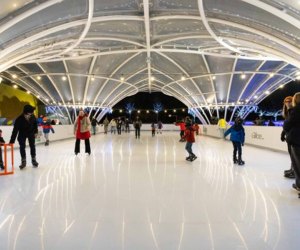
19 159 26 170
32 157 39 168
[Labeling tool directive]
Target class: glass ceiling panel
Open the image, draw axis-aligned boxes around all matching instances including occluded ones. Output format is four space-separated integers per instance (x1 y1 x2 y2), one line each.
235 60 262 72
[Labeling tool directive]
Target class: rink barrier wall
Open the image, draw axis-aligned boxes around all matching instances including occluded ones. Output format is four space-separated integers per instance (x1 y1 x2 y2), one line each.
200 125 287 152
0 124 287 152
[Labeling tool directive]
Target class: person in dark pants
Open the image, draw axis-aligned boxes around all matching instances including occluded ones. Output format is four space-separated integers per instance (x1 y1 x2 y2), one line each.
91 118 98 135
283 92 300 194
281 96 294 178
74 109 91 155
224 117 245 165
133 116 142 139
183 118 197 161
9 104 39 169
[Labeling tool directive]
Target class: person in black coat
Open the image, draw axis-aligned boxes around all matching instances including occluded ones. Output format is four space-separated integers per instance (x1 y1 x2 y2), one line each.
9 104 39 169
281 96 294 178
283 92 300 193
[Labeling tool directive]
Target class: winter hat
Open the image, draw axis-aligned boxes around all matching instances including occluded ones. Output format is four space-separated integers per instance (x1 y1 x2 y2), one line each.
234 117 243 125
23 104 35 114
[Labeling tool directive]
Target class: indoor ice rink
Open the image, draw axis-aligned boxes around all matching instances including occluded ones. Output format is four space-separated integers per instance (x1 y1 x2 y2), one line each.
0 132 298 250
1 0 300 249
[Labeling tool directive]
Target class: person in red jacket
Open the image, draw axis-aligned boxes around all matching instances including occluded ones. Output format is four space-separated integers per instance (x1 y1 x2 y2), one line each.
175 119 186 142
74 109 91 155
183 119 197 161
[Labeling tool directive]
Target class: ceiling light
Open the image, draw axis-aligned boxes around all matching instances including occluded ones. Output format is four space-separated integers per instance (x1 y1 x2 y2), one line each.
269 73 274 77
254 95 258 99
62 76 67 81
13 84 18 88
296 75 300 80
265 90 270 95
146 110 149 113
45 98 49 102
182 109 185 112
37 95 40 98
181 76 186 81
91 76 95 81
26 90 30 94
12 74 17 79
173 109 176 113
137 110 140 113
279 85 284 88
164 110 167 113
37 76 41 80
151 76 155 81
240 73 246 79
0 77 2 83
212 76 216 80
120 76 125 81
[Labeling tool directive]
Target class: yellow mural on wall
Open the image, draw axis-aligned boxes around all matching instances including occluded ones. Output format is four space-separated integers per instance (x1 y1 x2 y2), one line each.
0 84 38 124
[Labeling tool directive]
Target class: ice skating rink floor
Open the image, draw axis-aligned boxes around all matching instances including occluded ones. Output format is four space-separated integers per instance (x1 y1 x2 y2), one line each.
0 132 299 250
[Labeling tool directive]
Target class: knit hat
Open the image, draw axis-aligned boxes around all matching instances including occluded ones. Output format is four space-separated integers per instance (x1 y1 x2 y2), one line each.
23 104 35 114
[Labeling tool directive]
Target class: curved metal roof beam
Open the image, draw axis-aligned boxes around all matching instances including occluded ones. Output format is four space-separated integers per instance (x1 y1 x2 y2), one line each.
83 56 97 105
152 35 286 60
246 63 289 103
197 0 242 55
156 52 210 112
229 61 266 122
92 52 142 106
61 0 94 55
142 0 152 92
241 0 300 30
224 58 238 120
62 60 76 106
201 54 219 118
15 65 54 104
37 63 72 122
242 75 291 119
0 15 144 68
151 15 300 63
0 0 63 34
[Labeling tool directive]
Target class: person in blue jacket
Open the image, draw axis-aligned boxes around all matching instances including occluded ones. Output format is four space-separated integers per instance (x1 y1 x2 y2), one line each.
224 117 245 165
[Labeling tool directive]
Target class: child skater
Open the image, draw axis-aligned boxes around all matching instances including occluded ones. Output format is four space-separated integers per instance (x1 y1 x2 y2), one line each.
151 122 156 137
183 118 197 161
0 129 5 170
224 117 245 165
42 117 55 146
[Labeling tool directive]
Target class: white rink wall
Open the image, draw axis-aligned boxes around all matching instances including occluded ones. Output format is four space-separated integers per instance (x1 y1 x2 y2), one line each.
200 125 287 152
0 124 287 152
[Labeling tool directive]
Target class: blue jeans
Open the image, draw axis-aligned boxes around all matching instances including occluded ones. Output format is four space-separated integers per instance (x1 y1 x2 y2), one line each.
185 142 194 156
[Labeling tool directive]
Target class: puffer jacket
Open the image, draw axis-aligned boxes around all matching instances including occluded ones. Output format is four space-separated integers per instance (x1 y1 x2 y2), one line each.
224 124 245 144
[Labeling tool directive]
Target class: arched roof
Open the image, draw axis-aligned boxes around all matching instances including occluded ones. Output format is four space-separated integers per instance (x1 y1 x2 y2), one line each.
0 0 299 123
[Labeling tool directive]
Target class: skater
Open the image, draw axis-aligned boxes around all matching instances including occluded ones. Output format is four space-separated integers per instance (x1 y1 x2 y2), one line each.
175 119 186 142
283 92 300 193
217 117 227 139
133 116 142 139
109 118 117 134
117 117 122 135
74 109 91 155
0 129 5 170
224 117 245 165
183 118 197 161
91 118 98 135
157 121 163 134
102 117 109 134
9 104 39 169
151 122 156 137
42 117 55 146
125 118 130 133
281 96 295 178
